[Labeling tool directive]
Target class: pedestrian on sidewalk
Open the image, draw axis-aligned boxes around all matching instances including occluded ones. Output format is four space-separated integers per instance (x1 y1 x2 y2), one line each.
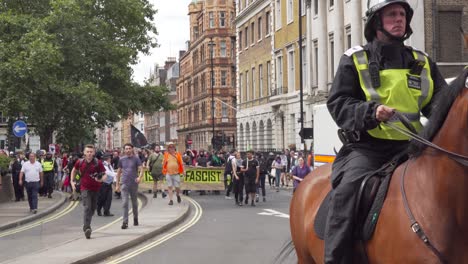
147 145 166 199
116 143 144 229
42 152 57 198
12 152 25 202
97 154 115 217
112 150 121 199
18 153 43 214
240 150 259 207
162 142 184 206
70 144 107 239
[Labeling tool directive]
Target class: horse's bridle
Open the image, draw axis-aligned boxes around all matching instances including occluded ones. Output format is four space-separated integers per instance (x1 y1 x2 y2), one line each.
384 112 468 264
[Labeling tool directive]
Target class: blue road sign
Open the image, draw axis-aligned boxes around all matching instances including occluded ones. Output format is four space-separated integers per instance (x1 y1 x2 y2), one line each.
12 120 27 137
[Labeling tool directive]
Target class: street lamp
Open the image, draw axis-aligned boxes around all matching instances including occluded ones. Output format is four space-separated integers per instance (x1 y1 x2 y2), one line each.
208 37 216 148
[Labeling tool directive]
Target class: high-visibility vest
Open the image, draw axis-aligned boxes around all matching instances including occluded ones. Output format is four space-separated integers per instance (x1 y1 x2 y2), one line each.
42 160 54 172
352 47 434 140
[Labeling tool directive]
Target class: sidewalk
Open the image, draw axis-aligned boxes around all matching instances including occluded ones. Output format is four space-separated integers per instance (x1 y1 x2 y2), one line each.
7 193 190 264
0 191 67 231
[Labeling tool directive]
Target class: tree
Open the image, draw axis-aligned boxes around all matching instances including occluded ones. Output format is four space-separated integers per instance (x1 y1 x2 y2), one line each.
0 0 172 149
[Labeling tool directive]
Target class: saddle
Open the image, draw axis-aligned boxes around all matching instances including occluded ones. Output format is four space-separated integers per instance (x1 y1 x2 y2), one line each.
314 152 408 241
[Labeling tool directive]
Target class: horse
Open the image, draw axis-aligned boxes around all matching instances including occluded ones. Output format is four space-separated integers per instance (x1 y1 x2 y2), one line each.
289 68 468 264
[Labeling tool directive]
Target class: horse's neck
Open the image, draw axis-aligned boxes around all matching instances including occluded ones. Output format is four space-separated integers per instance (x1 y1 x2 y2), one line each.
414 92 468 219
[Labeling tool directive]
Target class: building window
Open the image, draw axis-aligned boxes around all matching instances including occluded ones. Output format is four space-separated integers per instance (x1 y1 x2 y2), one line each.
301 0 306 16
245 26 249 48
246 70 250 101
313 40 318 86
288 48 295 93
330 0 334 8
276 55 283 95
252 67 256 99
201 73 206 92
258 17 262 41
266 61 271 95
239 73 243 102
239 31 243 50
209 12 214 28
221 70 227 86
259 64 263 97
220 41 227 57
314 0 318 16
275 0 282 29
219 11 226 27
265 11 271 35
329 33 335 80
345 25 352 50
287 0 293 23
302 45 307 88
251 22 255 44
222 102 228 118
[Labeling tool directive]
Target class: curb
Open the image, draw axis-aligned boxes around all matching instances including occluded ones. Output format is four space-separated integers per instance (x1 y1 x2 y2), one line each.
71 193 191 264
0 191 68 232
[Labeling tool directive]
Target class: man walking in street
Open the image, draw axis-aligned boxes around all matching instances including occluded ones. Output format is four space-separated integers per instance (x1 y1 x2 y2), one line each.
70 144 107 239
162 142 184 206
42 152 57 198
97 153 115 217
147 145 166 198
241 150 259 207
224 149 236 200
19 153 43 214
116 143 144 229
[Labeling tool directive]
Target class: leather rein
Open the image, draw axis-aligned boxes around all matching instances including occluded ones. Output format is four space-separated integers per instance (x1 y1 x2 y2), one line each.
383 112 468 264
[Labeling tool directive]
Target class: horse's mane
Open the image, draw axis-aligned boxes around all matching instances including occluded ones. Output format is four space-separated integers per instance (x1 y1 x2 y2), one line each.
409 68 468 157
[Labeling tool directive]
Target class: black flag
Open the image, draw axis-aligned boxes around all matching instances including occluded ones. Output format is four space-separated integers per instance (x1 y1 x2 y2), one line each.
130 124 148 148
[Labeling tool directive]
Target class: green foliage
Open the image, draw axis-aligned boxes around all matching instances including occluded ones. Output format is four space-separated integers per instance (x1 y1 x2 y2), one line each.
0 155 12 172
0 0 170 148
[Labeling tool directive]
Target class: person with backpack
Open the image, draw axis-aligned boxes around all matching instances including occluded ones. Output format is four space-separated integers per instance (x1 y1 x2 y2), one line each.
223 149 237 200
70 144 107 239
147 145 166 198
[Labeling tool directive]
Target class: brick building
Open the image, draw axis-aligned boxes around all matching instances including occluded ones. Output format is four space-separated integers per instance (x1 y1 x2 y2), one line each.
177 0 237 151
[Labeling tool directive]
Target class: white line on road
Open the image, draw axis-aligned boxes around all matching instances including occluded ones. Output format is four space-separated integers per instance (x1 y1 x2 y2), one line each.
258 209 290 219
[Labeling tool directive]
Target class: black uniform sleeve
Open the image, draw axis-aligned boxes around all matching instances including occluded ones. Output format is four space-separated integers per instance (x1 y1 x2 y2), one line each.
420 58 448 118
326 54 380 132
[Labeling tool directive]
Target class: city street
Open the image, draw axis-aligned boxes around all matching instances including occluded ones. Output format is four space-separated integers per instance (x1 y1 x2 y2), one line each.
0 188 298 264
104 188 296 264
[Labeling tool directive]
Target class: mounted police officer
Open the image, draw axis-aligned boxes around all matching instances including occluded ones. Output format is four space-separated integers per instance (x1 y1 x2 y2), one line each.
324 0 447 263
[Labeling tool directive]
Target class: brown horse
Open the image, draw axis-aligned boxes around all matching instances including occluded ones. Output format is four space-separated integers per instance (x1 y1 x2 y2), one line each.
289 68 468 264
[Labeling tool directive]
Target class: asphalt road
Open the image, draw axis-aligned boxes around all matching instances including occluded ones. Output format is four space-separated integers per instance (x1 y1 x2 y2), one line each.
107 187 297 264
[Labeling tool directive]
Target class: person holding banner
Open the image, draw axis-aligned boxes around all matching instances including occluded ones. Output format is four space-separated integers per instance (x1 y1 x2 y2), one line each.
162 143 184 206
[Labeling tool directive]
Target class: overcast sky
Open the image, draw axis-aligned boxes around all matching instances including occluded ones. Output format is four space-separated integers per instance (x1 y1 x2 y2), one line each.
131 1 190 84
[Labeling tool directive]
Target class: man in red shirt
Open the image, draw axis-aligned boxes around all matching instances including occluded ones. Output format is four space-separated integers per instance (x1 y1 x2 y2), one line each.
70 144 107 239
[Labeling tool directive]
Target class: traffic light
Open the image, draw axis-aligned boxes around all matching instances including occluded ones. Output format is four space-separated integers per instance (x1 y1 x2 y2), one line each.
299 128 314 139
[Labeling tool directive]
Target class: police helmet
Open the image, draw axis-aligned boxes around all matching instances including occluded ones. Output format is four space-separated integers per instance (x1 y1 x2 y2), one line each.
364 0 414 42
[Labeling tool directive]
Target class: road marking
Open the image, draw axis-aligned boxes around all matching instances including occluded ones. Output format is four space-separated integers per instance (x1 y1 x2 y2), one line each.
258 209 290 219
106 196 203 264
0 201 79 238
94 199 143 232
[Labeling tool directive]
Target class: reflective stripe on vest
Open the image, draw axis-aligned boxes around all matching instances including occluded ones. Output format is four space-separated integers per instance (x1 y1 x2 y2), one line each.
42 160 54 172
353 49 434 140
